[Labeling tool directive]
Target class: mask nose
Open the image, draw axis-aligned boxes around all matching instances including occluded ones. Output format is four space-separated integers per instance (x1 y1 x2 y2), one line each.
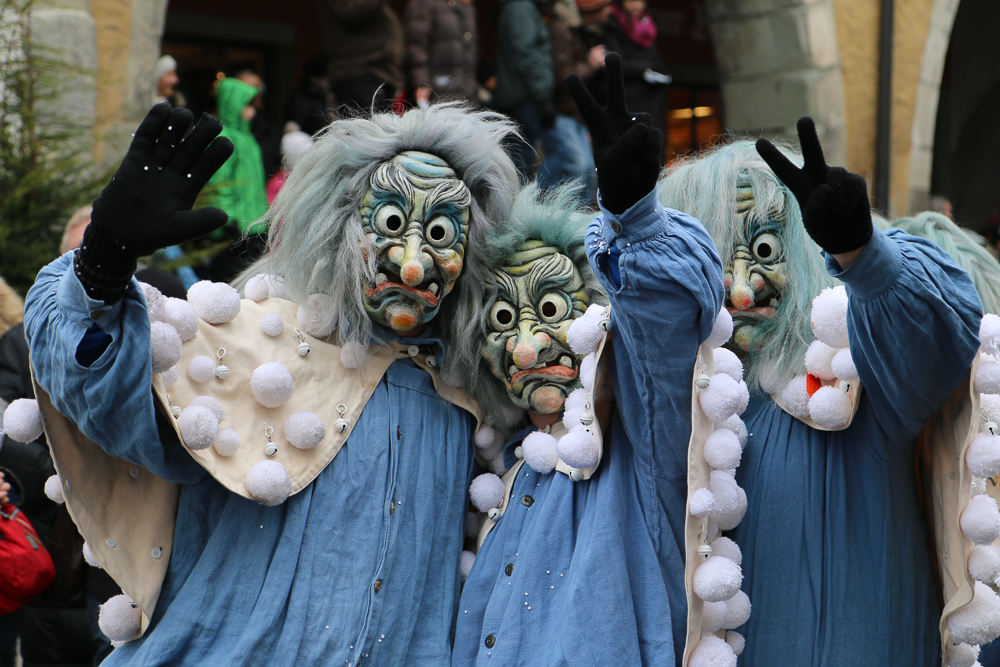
389 236 433 287
506 321 552 369
728 255 764 311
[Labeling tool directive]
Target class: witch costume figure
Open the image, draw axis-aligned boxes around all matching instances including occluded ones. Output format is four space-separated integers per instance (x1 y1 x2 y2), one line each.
16 101 519 665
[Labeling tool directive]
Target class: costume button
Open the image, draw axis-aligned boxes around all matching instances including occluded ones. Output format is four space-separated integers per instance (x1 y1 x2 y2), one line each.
521 495 534 507
407 344 420 357
611 221 622 233
106 538 116 548
151 547 162 559
485 634 496 648
374 579 382 592
505 563 514 576
129 466 141 477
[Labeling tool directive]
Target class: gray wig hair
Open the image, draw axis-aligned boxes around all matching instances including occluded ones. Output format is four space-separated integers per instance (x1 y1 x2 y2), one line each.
246 103 520 383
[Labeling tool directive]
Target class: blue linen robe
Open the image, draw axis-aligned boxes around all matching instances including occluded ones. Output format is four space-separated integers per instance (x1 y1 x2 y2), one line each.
453 190 724 665
730 228 982 666
25 253 475 667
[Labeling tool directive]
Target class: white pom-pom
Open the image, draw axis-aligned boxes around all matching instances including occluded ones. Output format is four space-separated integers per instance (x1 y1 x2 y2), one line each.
689 488 716 518
99 594 142 642
522 431 559 474
187 355 216 383
710 470 746 531
297 294 338 339
579 354 596 392
567 304 606 355
160 366 179 389
969 545 1000 584
283 411 326 450
699 374 749 423
982 313 1000 354
488 451 507 476
150 321 182 374
725 631 745 656
947 642 981 667
250 362 294 408
804 340 838 380
701 600 728 633
140 282 165 321
973 477 989 497
189 396 225 423
968 433 1000 478
811 286 849 348
178 405 219 450
948 580 1000 645
962 495 1000 544
82 541 100 568
475 425 499 450
460 550 476 581
780 375 812 420
188 281 241 324
693 556 743 602
715 415 748 449
245 460 293 506
711 537 742 565
214 428 241 457
3 398 43 443
260 313 284 337
340 341 367 369
983 394 1000 425
713 347 743 383
44 474 64 504
688 634 736 667
723 590 751 628
704 429 742 470
162 298 198 342
808 385 853 429
267 276 291 300
706 307 734 348
556 429 600 469
244 274 271 301
469 473 505 512
976 361 1000 394
831 348 858 382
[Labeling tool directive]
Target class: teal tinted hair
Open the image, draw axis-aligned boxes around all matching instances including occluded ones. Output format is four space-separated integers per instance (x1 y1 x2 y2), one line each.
475 182 606 432
245 102 520 384
891 211 1000 314
657 139 838 393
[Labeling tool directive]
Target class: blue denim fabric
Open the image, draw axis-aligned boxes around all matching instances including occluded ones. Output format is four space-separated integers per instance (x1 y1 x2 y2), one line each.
730 229 982 666
454 190 724 666
25 254 476 666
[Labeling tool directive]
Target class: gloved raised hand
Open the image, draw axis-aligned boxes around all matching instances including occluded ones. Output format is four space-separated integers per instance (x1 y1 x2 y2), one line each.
755 117 873 254
565 53 663 216
75 103 234 303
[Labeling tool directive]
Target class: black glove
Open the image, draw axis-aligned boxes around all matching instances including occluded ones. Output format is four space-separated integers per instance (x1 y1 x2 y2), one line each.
565 53 663 215
537 98 557 130
75 103 234 303
755 117 873 254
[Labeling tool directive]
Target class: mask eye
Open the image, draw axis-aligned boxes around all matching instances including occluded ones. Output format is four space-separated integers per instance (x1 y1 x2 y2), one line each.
538 293 570 324
425 217 457 247
489 301 517 331
374 205 406 237
751 233 782 263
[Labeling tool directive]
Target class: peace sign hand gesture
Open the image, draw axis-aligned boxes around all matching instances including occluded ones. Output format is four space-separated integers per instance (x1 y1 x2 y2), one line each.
755 117 873 254
565 53 662 216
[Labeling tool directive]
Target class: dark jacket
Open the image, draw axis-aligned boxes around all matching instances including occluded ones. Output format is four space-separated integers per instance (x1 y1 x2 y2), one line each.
285 78 332 137
602 12 667 133
493 0 553 110
403 0 479 104
548 15 599 120
319 0 404 89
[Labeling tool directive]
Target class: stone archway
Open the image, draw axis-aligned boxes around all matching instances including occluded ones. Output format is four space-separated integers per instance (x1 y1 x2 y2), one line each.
704 0 847 165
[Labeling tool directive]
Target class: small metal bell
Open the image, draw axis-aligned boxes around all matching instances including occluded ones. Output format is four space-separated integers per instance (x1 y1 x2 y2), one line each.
298 341 311 357
170 405 182 418
264 443 278 456
579 411 594 426
426 355 437 368
695 374 711 389
215 364 230 380
335 419 349 433
599 317 612 332
514 445 523 460
487 507 501 521
696 543 713 559
987 421 999 436
569 469 584 482
839 381 851 392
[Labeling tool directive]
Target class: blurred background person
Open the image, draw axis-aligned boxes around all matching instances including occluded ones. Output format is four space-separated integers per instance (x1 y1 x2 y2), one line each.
403 0 478 107
319 0 404 113
602 0 670 137
284 53 334 136
267 126 315 204
152 55 184 108
236 70 282 179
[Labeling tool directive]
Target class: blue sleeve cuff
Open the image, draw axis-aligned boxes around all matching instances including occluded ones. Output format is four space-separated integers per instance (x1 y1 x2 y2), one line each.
825 228 903 301
597 189 668 246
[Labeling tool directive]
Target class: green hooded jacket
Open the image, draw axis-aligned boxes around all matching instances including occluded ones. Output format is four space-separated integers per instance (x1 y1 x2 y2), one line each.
203 77 268 234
